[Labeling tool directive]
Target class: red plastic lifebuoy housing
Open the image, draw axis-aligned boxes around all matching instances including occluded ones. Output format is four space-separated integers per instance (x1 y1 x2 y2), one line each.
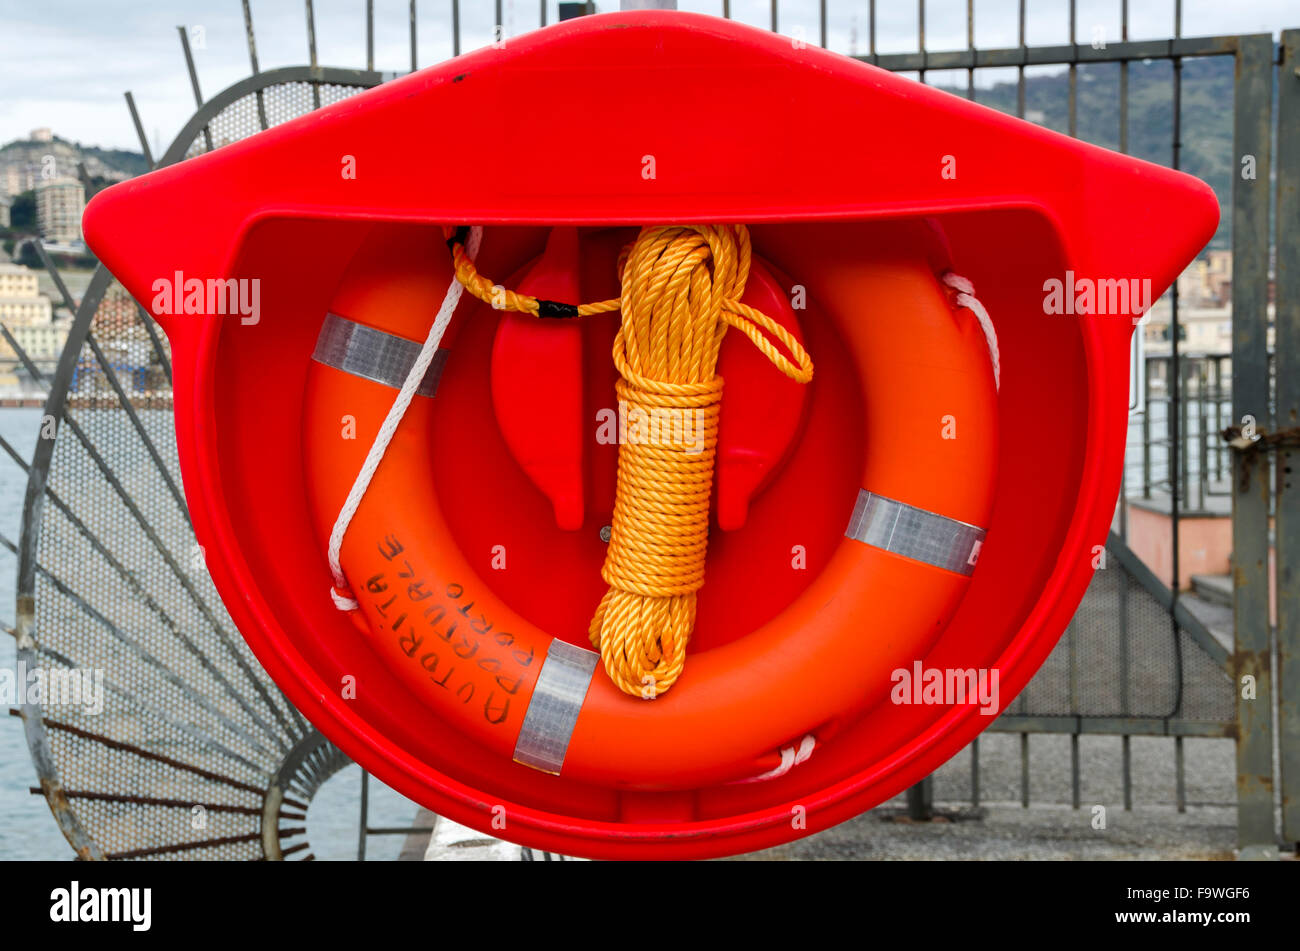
301 219 998 792
78 7 1220 861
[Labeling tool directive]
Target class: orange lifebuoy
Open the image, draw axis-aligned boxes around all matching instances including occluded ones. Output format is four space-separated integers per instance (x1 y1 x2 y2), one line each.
302 221 998 791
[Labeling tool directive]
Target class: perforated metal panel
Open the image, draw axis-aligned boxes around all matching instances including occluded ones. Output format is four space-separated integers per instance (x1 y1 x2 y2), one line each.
15 72 372 861
1002 541 1234 724
184 82 371 159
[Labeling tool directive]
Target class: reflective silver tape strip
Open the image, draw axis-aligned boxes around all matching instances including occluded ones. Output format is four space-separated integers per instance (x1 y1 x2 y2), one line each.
512 640 598 775
311 312 447 397
845 489 986 576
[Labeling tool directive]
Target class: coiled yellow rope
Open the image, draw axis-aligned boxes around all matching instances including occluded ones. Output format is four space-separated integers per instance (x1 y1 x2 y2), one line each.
444 224 813 698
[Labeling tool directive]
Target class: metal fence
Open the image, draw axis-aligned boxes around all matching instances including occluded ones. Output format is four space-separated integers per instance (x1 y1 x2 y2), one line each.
817 1 1292 856
1133 352 1235 512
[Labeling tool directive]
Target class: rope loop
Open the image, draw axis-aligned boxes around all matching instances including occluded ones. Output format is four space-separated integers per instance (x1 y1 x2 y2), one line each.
332 229 997 706
448 223 813 697
332 229 999 708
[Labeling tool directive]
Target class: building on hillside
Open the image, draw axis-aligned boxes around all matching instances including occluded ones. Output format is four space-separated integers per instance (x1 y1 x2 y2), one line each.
35 177 84 245
1176 251 1234 308
1141 299 1275 355
2 321 68 361
2 130 135 199
1 161 38 199
0 195 10 229
0 262 53 324
0 262 59 362
1204 250 1232 305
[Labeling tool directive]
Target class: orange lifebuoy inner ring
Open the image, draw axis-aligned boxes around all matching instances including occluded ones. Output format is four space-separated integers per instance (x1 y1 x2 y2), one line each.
302 221 998 791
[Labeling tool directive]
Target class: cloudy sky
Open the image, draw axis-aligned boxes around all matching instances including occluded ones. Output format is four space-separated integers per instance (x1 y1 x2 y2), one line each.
1 0 1295 152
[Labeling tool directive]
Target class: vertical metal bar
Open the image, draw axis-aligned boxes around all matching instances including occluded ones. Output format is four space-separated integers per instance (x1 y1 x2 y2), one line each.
1119 1 1128 153
1020 733 1030 807
123 92 154 168
1121 553 1132 715
241 0 268 130
1122 735 1133 811
1231 33 1276 853
918 0 925 83
496 0 504 45
770 0 777 33
1120 455 1129 537
367 0 374 70
1070 733 1080 809
1275 28 1300 848
1175 735 1186 812
306 1 318 67
1216 357 1226 480
357 769 369 860
869 0 876 65
819 0 826 49
305 0 321 109
452 0 460 57
1168 11 1183 763
541 0 546 28
1198 361 1209 510
1118 0 1135 738
906 776 933 821
1067 621 1078 729
1166 371 1177 496
1143 366 1152 496
1180 359 1190 514
1067 0 1077 138
241 0 260 73
410 0 418 72
176 27 214 152
966 0 974 100
722 0 729 20
1016 0 1025 118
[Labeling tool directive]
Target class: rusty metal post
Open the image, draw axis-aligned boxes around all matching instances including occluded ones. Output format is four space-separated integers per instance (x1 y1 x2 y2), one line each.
906 775 933 821
1230 33 1277 858
1275 28 1300 851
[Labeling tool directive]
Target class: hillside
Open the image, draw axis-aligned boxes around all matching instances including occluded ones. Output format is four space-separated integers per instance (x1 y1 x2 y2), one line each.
0 134 146 193
936 56 1235 248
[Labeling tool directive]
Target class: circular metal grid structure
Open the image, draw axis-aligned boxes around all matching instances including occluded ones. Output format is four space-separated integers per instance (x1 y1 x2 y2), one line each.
12 67 378 860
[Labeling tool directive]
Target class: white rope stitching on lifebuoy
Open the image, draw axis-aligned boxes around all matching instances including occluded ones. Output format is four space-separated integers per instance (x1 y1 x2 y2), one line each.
941 272 1000 391
735 734 816 784
328 225 484 611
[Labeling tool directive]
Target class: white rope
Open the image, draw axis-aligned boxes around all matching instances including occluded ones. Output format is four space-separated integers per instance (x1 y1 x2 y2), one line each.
941 272 1000 391
328 225 484 611
734 734 816 784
